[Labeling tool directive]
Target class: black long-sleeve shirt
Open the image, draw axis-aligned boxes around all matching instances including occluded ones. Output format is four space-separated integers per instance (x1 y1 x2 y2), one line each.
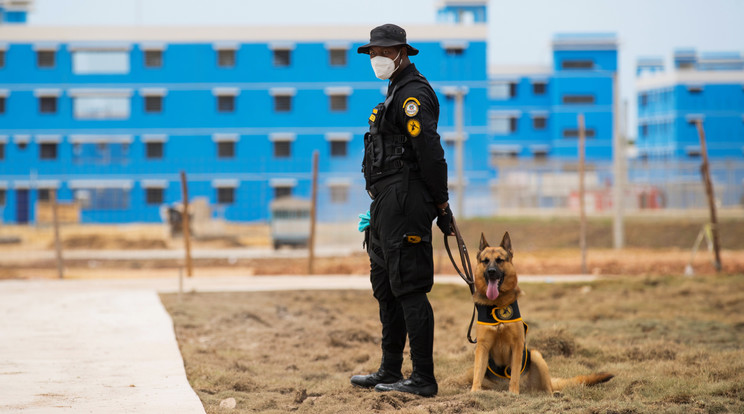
382 64 449 205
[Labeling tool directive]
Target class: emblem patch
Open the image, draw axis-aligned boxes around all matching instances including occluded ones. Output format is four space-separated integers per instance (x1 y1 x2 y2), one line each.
496 305 514 320
403 97 420 117
406 119 421 137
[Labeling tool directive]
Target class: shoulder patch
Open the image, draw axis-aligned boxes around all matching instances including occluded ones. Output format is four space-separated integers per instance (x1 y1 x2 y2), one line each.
403 97 420 117
406 118 421 137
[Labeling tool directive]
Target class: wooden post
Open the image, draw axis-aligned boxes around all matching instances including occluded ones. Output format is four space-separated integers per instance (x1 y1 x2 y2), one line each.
51 189 64 279
180 171 193 277
308 151 319 275
695 120 722 272
578 114 588 274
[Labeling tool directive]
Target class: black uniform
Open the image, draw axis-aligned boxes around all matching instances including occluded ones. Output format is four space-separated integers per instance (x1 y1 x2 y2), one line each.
362 63 448 386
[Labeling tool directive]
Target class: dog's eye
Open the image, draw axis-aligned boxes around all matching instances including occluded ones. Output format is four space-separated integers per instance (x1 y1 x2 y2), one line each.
495 258 504 264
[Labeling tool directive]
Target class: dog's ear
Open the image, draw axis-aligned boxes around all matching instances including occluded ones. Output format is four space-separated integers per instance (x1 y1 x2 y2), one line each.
479 233 489 252
500 232 513 258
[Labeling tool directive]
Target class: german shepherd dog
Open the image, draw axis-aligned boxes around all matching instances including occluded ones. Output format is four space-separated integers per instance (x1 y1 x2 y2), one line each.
469 232 613 394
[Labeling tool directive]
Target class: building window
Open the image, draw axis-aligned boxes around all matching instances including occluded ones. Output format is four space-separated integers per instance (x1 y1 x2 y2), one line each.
146 142 164 159
73 96 129 119
217 141 235 158
561 60 594 70
489 114 518 134
532 82 546 95
0 51 5 68
274 186 292 199
562 95 595 104
217 95 235 112
330 140 347 157
563 128 596 138
144 50 162 68
37 50 55 68
0 189 5 206
40 143 58 160
274 95 292 112
641 124 648 136
330 185 349 203
39 97 57 114
146 188 164 205
687 86 703 94
274 140 291 158
218 49 236 67
0 96 5 114
75 188 130 210
72 51 129 74
273 49 291 67
38 188 51 202
532 116 547 130
640 93 648 106
330 94 348 112
330 49 347 66
445 47 465 56
0 143 4 160
217 187 235 204
144 96 163 113
489 82 517 99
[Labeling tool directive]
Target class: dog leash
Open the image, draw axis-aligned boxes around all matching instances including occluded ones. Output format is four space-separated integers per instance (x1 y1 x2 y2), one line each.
443 215 478 344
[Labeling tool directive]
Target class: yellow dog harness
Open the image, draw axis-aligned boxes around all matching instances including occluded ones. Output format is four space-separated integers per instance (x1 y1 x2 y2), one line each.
475 300 532 379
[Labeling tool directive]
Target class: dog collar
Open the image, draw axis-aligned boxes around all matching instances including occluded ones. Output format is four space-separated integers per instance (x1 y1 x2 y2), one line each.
475 300 525 327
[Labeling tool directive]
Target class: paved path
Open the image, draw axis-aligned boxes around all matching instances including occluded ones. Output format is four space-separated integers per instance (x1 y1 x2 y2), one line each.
0 274 596 412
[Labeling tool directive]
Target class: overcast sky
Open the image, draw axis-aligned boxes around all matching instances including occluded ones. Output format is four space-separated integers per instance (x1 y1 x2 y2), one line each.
27 0 744 134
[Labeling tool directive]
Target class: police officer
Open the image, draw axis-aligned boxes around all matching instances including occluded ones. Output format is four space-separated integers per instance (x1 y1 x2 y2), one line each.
350 24 454 398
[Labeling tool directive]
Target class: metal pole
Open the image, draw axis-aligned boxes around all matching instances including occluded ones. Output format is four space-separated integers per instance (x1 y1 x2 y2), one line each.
578 114 588 274
308 151 319 275
695 120 722 272
51 189 64 279
454 88 465 217
180 171 193 277
612 74 625 249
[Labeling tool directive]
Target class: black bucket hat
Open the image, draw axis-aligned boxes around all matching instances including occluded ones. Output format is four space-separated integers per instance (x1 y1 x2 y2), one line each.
357 24 419 56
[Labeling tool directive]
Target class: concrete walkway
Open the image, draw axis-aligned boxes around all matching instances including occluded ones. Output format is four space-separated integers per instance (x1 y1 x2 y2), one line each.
0 274 596 412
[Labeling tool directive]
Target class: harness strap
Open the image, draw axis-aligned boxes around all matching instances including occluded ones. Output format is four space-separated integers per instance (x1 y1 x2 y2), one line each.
486 348 532 380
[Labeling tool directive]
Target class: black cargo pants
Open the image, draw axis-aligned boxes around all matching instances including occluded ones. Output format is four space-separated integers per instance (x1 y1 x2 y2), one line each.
367 177 438 383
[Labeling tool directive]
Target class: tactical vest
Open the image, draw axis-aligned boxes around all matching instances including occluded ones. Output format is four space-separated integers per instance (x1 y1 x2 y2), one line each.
362 76 429 197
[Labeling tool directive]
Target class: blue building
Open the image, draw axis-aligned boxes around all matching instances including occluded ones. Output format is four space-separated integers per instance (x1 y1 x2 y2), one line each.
636 49 744 160
0 0 618 224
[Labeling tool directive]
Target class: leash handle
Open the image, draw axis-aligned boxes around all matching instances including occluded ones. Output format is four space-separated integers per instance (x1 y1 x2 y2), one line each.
443 215 478 343
444 216 475 294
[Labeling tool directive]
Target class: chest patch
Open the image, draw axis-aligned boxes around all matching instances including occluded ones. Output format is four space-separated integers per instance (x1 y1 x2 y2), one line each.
403 97 420 117
406 119 421 137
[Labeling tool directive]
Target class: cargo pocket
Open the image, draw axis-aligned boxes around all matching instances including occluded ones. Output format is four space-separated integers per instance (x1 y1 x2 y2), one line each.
386 237 434 296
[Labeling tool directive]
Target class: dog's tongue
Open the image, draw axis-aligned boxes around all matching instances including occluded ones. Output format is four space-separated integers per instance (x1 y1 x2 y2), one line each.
486 281 500 301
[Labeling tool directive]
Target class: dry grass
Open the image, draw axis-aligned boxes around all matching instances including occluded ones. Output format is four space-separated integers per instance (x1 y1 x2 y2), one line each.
161 274 744 413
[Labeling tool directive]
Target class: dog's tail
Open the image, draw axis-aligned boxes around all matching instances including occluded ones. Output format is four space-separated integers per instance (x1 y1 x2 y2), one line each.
551 372 614 392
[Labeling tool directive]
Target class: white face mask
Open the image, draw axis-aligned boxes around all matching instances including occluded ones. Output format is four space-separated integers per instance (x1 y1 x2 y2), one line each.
370 50 401 80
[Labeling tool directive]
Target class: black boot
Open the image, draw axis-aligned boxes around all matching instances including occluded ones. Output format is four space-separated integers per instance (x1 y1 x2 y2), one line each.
373 372 438 397
350 354 403 389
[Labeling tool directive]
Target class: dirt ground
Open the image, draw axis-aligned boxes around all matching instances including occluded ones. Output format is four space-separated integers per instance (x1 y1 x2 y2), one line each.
2 216 744 279
160 274 744 414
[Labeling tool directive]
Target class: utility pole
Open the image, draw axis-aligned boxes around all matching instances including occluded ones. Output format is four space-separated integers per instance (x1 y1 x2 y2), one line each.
612 74 626 249
695 120 722 272
308 151 319 275
51 189 64 279
578 114 588 275
454 87 465 218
